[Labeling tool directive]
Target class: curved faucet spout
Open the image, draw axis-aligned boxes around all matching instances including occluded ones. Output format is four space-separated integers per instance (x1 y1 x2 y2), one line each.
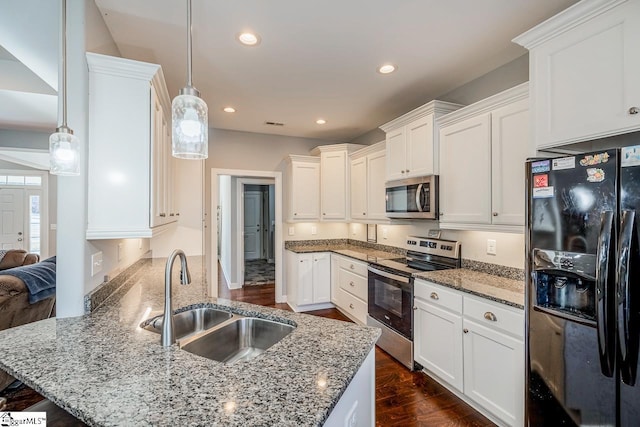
161 249 191 347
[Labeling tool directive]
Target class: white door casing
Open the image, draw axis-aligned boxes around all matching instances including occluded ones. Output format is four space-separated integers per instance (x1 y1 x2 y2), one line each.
243 190 262 260
0 188 24 250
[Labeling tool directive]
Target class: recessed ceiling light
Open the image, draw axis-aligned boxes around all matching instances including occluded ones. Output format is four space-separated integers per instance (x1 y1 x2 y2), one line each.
223 107 236 113
316 119 327 125
237 32 260 46
377 64 397 74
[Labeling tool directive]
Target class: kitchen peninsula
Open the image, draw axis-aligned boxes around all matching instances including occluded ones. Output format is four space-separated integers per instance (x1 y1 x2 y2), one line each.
0 257 379 426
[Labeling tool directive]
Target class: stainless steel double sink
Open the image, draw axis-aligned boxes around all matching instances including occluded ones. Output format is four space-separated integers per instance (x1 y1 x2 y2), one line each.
143 307 295 364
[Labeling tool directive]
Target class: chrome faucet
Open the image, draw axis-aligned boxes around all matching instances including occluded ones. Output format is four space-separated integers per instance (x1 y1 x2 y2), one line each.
161 249 191 347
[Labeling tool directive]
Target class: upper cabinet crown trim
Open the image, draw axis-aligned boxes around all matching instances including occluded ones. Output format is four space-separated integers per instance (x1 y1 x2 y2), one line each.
350 141 386 159
437 83 529 127
286 154 320 163
379 100 464 132
513 0 627 48
309 143 366 156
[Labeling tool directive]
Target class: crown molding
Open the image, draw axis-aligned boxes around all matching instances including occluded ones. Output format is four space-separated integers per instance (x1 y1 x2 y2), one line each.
379 100 464 132
349 141 386 159
309 143 366 156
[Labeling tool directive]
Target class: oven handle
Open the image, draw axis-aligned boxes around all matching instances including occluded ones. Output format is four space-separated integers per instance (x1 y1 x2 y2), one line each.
367 266 410 284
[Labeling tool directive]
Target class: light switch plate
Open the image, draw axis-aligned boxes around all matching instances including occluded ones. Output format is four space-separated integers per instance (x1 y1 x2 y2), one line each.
311 226 317 235
91 252 103 276
118 243 124 261
382 227 388 239
288 227 295 236
487 239 497 255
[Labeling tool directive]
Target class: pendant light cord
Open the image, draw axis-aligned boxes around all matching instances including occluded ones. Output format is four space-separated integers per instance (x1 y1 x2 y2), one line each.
61 0 68 128
187 0 193 88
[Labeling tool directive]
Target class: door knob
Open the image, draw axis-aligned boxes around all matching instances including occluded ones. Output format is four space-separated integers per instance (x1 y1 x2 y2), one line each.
629 107 639 115
463 328 469 334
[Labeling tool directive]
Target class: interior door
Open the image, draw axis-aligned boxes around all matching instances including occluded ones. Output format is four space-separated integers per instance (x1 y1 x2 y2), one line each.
0 188 24 249
243 191 262 260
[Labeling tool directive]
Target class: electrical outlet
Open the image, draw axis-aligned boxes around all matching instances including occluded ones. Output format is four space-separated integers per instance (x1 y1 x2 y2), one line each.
382 227 388 239
138 239 143 250
118 243 124 261
487 239 497 255
288 227 295 236
91 252 103 276
311 226 317 235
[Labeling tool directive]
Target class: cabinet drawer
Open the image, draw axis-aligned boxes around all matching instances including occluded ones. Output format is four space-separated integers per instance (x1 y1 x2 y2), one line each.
337 288 367 324
339 269 367 301
337 256 368 277
414 280 462 314
463 296 524 338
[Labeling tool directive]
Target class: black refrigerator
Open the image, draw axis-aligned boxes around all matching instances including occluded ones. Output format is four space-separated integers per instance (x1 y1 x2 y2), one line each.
526 147 640 426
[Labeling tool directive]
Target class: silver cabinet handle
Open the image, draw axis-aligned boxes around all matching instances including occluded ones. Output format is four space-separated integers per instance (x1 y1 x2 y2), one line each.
413 306 418 311
463 328 469 334
430 292 439 300
629 107 639 115
349 281 354 286
484 312 497 322
349 303 354 309
492 212 498 217
17 238 22 242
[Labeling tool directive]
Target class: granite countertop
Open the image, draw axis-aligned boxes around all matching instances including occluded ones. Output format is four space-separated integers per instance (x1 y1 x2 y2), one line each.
285 242 401 263
0 257 380 426
415 269 525 309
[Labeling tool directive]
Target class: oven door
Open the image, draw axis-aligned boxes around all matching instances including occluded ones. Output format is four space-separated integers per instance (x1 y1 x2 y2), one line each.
385 176 437 219
367 266 413 339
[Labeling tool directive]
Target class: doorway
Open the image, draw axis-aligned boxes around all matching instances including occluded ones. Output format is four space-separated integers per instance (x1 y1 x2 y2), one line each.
211 169 284 303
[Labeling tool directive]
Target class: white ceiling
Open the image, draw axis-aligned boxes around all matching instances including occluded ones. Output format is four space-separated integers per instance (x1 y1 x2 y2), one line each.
1 0 579 141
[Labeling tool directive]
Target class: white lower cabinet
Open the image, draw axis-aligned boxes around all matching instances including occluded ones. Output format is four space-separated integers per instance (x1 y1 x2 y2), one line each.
414 279 524 427
330 254 368 324
286 251 332 312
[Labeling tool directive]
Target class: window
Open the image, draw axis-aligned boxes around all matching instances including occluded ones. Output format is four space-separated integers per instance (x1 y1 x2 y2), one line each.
0 175 42 187
29 195 40 255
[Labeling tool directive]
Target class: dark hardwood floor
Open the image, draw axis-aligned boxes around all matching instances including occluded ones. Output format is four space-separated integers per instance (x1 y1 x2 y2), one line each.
0 266 494 426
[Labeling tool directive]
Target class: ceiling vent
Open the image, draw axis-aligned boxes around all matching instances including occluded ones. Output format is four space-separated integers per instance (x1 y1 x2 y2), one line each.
265 121 285 126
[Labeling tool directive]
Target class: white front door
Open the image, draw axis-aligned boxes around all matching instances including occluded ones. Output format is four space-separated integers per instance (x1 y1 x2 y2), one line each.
244 191 262 260
0 188 24 250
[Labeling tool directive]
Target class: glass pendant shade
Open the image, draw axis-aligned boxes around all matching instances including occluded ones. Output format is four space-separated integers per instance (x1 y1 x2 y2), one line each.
172 93 208 159
49 129 80 176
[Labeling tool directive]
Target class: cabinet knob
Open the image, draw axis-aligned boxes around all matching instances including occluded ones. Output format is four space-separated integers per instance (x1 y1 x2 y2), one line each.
629 107 639 115
349 281 354 287
159 213 166 217
170 213 175 217
294 213 297 216
492 212 498 217
363 212 366 215
323 213 326 215
300 260 303 263
401 170 405 174
463 328 469 334
350 264 354 270
349 303 354 309
484 312 497 322
176 213 180 216
413 306 417 311
439 212 444 216
406 169 410 173
430 292 439 300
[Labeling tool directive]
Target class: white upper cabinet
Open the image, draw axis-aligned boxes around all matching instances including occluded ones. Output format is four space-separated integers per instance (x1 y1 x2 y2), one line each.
349 142 387 221
311 144 364 221
86 53 176 240
380 101 463 182
285 155 320 221
514 0 640 148
438 83 532 232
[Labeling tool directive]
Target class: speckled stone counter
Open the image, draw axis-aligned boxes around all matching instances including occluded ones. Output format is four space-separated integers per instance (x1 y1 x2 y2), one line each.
285 240 401 263
415 269 525 309
0 257 380 426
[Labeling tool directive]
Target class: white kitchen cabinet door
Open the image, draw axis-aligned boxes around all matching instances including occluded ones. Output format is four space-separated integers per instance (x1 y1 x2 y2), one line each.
439 113 491 224
312 252 331 303
385 127 406 181
414 298 464 392
320 151 347 220
491 98 530 226
523 1 640 148
406 113 435 177
296 254 314 306
463 318 524 427
350 157 367 219
367 150 387 220
290 160 320 220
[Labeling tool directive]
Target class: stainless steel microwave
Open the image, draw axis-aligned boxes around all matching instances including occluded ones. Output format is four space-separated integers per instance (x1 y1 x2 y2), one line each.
385 176 438 219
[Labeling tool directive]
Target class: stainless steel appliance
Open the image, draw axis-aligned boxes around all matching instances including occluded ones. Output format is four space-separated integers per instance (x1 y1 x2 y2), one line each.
385 176 438 219
367 236 461 370
526 144 640 426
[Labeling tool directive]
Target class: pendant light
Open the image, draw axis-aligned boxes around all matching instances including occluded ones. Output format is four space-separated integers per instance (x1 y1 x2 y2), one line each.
172 0 208 159
49 0 80 176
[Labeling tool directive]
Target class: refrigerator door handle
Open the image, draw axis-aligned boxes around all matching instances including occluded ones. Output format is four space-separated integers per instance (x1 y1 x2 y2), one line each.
617 209 637 386
596 210 615 377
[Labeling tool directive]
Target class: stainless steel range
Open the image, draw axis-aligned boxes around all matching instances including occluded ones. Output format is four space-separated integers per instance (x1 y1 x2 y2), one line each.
367 236 461 370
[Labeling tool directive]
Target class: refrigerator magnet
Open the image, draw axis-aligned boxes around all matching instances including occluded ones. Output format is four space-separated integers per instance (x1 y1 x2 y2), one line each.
552 157 576 170
534 174 548 188
621 145 640 167
586 168 605 183
533 186 554 199
579 152 610 166
531 160 550 173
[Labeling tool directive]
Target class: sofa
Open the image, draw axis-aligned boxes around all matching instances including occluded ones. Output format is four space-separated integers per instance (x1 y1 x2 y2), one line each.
0 250 55 392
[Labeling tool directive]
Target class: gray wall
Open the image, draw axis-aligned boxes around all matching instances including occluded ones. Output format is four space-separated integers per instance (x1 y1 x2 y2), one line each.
0 129 49 149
